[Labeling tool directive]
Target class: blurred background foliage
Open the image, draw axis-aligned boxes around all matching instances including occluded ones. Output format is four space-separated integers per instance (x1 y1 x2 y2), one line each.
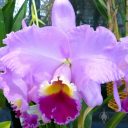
0 0 127 42
0 0 128 128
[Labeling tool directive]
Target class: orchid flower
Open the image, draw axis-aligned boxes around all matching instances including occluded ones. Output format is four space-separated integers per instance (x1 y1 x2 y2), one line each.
0 26 81 124
52 0 126 109
0 0 126 125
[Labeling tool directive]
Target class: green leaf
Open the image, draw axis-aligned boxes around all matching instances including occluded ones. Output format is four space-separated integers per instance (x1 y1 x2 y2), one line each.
78 102 87 128
84 111 92 128
93 0 108 19
0 121 11 128
61 126 67 128
0 9 6 46
105 112 126 128
2 0 16 33
98 0 107 9
78 102 92 128
12 0 27 31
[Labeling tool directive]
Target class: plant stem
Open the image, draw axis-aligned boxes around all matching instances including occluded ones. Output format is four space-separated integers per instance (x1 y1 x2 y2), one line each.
112 0 120 40
107 0 113 30
32 0 39 26
107 0 120 40
81 107 92 128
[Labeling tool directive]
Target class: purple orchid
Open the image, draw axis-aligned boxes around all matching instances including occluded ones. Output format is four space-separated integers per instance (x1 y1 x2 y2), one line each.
0 0 126 125
0 26 81 124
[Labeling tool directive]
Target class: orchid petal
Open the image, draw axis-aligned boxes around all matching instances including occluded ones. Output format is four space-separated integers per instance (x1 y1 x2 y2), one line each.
71 57 123 107
69 25 116 59
104 44 128 75
120 36 128 44
1 26 70 78
0 70 28 111
52 0 75 32
22 19 27 28
72 58 124 84
69 26 128 79
113 82 121 111
52 63 71 82
78 78 103 107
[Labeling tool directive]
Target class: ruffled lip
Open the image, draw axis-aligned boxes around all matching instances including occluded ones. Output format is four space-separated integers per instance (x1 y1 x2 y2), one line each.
39 91 81 125
38 80 81 125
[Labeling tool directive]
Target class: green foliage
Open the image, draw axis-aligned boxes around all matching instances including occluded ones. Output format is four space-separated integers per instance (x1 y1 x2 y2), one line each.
0 121 11 128
93 0 108 20
12 0 27 31
2 0 16 33
0 0 28 45
105 112 126 128
92 84 126 128
0 9 6 46
78 102 92 128
93 0 128 37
